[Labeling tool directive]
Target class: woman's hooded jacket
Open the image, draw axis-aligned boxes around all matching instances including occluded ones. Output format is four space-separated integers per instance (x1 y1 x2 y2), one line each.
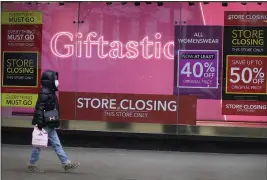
32 70 60 129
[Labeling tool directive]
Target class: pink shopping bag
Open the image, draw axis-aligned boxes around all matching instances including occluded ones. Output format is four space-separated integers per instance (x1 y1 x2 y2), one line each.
32 126 48 148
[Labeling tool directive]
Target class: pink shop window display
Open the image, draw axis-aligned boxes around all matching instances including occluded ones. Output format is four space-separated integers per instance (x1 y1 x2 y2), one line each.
1 2 267 128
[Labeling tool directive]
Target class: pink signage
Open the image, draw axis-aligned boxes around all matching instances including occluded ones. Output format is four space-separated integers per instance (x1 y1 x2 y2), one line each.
50 32 174 60
2 2 267 127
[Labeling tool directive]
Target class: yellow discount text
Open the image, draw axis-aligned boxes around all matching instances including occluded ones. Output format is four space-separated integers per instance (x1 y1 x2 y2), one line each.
1 93 38 108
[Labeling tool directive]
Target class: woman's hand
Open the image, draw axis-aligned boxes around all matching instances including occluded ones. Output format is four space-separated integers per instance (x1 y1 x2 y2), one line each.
37 124 43 130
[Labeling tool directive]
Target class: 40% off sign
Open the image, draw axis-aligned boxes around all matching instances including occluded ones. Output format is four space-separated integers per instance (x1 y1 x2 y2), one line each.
181 62 215 78
179 61 218 88
226 56 267 94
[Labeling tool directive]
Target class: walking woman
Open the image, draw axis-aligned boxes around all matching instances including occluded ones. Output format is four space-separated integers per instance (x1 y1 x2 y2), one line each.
28 70 80 172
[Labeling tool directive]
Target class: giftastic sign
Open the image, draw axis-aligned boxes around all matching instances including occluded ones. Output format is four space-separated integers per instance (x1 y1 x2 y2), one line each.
50 32 174 60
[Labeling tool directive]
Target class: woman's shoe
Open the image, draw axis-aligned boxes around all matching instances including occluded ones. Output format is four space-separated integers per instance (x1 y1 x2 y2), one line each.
62 161 80 172
27 164 45 173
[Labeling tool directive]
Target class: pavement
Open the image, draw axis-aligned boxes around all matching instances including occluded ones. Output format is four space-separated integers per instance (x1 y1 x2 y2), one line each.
2 144 267 180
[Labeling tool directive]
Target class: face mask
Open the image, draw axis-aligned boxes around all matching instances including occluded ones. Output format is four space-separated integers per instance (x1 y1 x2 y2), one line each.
55 80 59 88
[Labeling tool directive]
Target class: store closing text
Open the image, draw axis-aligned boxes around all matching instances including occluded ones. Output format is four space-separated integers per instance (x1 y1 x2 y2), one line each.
77 98 177 111
225 103 266 113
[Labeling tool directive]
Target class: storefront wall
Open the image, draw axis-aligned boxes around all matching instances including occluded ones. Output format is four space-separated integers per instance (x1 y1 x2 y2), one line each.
1 2 267 138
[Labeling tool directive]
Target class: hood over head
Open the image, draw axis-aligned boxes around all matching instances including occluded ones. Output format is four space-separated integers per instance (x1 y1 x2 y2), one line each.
41 70 59 91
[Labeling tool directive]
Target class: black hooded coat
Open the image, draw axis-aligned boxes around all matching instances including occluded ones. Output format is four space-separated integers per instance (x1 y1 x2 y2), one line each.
32 70 60 129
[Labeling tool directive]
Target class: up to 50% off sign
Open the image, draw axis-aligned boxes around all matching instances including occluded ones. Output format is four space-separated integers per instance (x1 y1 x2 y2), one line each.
226 56 267 94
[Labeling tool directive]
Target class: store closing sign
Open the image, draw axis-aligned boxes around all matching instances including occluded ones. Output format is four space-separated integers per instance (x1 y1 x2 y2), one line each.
222 11 267 116
1 11 43 108
2 52 39 87
59 92 178 124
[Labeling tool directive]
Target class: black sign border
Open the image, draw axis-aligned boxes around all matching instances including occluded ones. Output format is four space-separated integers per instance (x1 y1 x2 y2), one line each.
2 51 39 88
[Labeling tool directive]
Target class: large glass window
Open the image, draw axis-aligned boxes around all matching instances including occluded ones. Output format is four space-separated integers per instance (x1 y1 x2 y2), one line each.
1 2 267 138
